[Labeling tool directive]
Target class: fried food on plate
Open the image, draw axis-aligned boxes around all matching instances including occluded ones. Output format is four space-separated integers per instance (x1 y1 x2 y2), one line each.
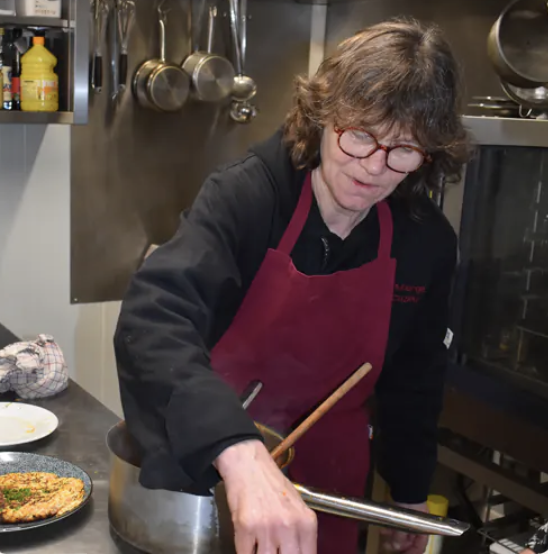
0 472 85 523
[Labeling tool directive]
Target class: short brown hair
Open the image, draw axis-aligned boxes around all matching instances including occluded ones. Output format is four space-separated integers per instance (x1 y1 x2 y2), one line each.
283 18 471 206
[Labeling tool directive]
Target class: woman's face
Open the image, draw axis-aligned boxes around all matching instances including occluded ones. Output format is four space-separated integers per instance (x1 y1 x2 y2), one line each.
317 123 423 213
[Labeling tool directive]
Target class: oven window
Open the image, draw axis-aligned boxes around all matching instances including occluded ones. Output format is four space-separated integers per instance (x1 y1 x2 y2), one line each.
455 145 548 398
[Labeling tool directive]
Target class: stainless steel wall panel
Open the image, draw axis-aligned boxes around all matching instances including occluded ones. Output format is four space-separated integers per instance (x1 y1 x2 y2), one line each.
71 0 312 303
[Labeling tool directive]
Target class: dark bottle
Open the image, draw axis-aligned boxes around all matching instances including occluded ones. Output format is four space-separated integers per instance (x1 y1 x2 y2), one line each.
10 29 22 111
0 28 4 109
2 29 13 110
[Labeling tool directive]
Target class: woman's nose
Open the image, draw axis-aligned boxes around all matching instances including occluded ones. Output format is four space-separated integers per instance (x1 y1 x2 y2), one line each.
359 148 387 175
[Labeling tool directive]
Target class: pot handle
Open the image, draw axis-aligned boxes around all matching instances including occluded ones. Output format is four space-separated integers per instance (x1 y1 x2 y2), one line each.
206 6 216 54
293 484 470 537
157 6 167 63
228 0 243 75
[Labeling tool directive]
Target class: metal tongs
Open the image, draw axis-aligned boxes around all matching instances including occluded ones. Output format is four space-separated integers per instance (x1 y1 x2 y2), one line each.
116 0 136 93
274 365 471 537
295 485 470 536
236 372 470 538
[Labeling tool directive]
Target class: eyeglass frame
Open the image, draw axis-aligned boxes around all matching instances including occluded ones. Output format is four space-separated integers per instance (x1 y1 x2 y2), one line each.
334 127 432 174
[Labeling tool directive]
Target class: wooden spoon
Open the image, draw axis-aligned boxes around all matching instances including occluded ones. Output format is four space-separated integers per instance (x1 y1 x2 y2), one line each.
270 362 373 462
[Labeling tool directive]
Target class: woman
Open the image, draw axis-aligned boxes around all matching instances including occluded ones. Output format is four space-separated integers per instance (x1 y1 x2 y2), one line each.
114 17 470 554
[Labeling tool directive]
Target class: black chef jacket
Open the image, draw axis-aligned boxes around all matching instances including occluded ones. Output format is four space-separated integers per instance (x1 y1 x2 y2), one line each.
114 128 458 504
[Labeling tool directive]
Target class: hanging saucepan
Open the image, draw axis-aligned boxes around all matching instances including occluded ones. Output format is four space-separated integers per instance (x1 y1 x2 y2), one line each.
132 3 190 112
487 0 548 88
183 2 235 102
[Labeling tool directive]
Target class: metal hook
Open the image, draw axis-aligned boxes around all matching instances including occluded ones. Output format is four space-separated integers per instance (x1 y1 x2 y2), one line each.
156 0 170 19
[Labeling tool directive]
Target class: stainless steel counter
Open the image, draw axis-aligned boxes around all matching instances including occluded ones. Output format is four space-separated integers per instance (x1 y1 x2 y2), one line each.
0 382 137 554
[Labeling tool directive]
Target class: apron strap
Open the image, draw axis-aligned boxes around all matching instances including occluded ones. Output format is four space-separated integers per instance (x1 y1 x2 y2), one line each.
376 201 393 260
277 173 313 255
278 172 394 261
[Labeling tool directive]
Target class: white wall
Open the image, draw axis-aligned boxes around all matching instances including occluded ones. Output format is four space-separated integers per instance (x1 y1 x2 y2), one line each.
0 125 74 346
0 124 122 416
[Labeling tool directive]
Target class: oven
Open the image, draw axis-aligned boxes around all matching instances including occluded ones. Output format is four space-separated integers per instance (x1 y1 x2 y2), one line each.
437 116 548 516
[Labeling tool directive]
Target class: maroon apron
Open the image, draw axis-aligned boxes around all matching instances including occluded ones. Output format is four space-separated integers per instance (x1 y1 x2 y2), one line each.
211 172 396 554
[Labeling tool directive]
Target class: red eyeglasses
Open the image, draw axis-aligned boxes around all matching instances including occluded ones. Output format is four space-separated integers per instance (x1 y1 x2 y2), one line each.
335 127 431 174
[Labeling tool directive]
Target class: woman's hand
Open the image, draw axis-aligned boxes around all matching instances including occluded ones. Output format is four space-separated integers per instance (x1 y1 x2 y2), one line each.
380 502 429 554
215 440 318 553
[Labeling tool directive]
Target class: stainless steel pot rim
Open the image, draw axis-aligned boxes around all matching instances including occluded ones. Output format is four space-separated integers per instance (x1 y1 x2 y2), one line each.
105 420 295 469
132 59 161 88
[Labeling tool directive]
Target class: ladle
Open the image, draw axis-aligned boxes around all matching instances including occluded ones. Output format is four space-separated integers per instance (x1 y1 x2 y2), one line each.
228 0 257 123
229 100 257 123
229 0 256 102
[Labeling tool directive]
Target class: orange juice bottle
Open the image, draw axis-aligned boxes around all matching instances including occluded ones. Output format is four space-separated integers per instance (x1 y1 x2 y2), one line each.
20 36 58 112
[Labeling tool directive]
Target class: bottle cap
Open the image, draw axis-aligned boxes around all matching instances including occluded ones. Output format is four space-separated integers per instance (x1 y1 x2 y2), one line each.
427 495 449 517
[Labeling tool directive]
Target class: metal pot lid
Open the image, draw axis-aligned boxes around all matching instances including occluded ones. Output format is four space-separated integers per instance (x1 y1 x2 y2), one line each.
471 95 519 106
193 55 235 102
495 0 548 84
467 102 519 112
148 65 190 112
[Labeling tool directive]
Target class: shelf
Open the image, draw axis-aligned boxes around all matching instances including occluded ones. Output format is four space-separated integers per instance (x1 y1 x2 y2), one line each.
463 115 548 148
517 325 548 340
0 111 74 124
249 0 378 4
0 15 72 29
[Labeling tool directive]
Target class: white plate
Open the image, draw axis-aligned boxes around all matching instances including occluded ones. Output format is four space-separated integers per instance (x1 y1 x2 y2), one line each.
0 402 58 447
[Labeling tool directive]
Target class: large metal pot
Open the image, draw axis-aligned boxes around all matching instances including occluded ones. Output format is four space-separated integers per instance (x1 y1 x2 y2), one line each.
107 421 293 553
107 421 469 553
487 0 548 88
